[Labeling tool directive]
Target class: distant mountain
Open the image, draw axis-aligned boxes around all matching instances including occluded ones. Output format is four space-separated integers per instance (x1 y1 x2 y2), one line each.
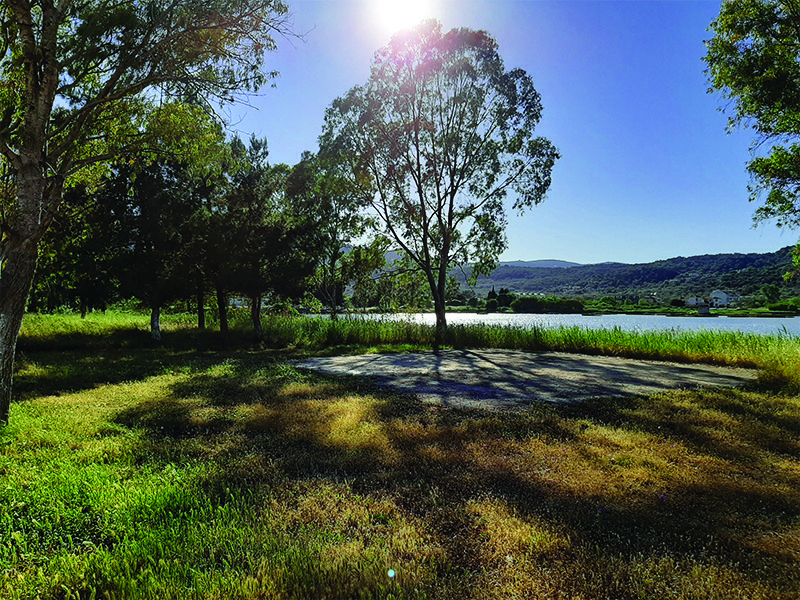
500 259 582 269
456 247 798 299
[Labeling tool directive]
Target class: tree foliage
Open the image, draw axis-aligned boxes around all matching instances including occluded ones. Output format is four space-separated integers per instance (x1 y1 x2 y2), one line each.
29 184 121 315
0 0 292 424
321 20 558 338
208 137 321 341
285 151 382 319
30 103 230 320
705 0 800 234
0 0 289 188
510 296 583 314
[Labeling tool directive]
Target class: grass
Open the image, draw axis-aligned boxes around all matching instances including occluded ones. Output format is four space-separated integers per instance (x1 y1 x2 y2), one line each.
19 310 800 370
2 311 799 598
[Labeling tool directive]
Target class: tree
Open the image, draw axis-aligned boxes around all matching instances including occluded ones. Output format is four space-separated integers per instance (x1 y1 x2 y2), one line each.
29 103 229 322
285 151 382 320
392 257 432 310
0 0 291 424
29 184 121 316
218 137 320 342
497 288 515 308
705 0 800 265
321 20 559 345
762 283 781 304
99 159 206 341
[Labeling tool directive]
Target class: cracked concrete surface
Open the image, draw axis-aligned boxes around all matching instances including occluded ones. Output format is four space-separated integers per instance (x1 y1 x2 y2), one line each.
293 350 758 410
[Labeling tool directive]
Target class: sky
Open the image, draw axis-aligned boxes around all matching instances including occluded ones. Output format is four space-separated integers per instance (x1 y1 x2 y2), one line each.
228 0 796 265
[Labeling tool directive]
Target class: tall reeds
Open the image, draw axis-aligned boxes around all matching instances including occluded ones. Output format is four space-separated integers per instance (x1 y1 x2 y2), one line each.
18 311 800 383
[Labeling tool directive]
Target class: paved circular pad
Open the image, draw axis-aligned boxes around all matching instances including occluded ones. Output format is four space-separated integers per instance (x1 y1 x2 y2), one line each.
294 350 757 410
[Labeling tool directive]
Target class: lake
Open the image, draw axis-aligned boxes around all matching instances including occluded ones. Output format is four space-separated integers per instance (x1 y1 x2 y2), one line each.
363 312 800 337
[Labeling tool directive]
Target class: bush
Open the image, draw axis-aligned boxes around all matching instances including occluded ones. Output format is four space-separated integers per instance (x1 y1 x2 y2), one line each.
511 296 543 313
511 296 583 314
599 296 618 307
485 298 498 313
497 291 516 308
767 302 799 312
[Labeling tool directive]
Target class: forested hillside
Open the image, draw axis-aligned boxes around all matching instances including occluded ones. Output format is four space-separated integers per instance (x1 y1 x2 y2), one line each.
458 247 798 299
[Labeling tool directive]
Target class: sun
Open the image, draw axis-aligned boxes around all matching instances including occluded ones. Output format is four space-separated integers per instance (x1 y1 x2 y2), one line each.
371 0 435 35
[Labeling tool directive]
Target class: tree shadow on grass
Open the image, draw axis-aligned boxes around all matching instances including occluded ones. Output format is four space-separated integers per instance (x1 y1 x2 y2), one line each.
110 357 800 598
11 346 294 402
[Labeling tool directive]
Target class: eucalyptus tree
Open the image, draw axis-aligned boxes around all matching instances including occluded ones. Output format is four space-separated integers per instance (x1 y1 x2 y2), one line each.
0 0 291 423
706 0 800 267
321 20 559 344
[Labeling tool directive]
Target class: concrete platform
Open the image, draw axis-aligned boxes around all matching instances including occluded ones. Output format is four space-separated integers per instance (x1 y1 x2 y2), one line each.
294 350 758 410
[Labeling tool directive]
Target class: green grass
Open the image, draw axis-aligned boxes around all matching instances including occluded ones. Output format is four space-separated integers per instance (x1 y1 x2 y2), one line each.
21 309 799 367
2 311 799 598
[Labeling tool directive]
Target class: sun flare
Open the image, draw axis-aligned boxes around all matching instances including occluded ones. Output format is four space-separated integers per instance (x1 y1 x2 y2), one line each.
371 0 435 35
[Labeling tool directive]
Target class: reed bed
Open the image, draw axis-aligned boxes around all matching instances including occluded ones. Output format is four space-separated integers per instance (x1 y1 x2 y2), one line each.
17 311 800 386
446 322 791 365
259 315 800 383
271 315 799 373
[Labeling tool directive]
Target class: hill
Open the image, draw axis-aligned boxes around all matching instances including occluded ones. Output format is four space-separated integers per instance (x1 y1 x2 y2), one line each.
499 259 582 269
457 247 798 299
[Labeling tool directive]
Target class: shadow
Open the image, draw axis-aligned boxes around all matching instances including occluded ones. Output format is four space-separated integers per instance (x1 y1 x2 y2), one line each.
293 349 757 411
11 346 294 403
104 351 799 597
16 323 261 354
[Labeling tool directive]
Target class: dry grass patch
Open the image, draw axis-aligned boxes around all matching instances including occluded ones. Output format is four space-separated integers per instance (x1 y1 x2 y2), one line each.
3 347 800 599
468 497 567 558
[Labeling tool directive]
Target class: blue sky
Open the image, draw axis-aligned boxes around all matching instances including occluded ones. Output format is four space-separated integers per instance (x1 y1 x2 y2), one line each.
230 0 795 265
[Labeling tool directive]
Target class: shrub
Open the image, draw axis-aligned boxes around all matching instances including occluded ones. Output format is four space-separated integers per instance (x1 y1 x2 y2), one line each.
511 296 583 314
599 296 618 307
510 296 543 313
497 291 515 308
767 302 799 312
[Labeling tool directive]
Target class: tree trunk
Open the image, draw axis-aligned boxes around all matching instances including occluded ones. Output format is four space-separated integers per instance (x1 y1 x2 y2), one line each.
250 294 264 343
329 282 339 321
80 297 87 319
0 161 51 425
216 285 228 334
0 240 39 425
433 292 447 352
423 263 448 353
196 275 206 330
322 263 339 321
150 304 162 342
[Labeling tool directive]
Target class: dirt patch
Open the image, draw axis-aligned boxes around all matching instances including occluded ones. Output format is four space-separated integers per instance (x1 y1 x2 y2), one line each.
293 350 758 410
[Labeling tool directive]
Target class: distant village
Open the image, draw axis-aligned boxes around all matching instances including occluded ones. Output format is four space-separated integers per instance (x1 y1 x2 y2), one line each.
683 290 740 308
615 290 740 311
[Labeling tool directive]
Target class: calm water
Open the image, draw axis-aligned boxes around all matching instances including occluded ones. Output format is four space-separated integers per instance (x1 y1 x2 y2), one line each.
366 312 800 337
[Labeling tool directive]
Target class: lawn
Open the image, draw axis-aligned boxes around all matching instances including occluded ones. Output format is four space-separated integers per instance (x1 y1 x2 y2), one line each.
1 312 799 599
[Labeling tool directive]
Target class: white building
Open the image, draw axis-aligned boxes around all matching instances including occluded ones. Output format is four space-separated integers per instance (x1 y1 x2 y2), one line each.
684 292 740 308
684 297 707 307
709 290 739 308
